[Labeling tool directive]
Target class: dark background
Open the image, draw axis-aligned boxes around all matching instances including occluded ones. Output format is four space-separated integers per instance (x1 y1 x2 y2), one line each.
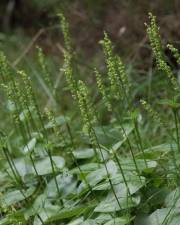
0 0 180 67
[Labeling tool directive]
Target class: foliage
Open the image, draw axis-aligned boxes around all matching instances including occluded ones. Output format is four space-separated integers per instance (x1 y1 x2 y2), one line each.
0 12 180 225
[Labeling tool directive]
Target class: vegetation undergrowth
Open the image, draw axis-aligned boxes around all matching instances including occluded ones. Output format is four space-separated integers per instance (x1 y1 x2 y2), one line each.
0 12 180 225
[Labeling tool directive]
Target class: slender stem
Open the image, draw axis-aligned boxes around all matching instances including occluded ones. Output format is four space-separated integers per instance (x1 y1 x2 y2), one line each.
66 122 100 202
133 119 148 167
2 147 23 187
91 127 122 210
173 109 180 154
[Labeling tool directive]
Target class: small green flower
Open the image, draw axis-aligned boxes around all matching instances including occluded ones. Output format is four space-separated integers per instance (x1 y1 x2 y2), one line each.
0 52 10 81
167 44 180 65
95 68 112 111
63 51 77 99
37 46 52 89
116 56 130 95
140 99 161 124
146 13 179 90
146 13 163 63
59 13 72 52
100 32 120 99
45 108 62 140
18 70 34 107
100 33 130 101
77 80 96 134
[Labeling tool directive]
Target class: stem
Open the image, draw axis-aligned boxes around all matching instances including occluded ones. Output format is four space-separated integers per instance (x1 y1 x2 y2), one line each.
173 109 180 154
2 147 23 187
133 119 148 167
91 127 122 210
66 122 100 202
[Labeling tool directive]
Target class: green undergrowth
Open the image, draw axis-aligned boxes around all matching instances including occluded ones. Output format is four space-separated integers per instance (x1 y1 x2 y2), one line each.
0 13 180 225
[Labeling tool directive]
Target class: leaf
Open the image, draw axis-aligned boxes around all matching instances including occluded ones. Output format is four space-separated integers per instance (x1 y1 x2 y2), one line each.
139 208 180 225
73 148 94 159
67 217 84 225
45 173 77 198
104 217 131 225
93 172 145 194
95 195 140 212
81 220 98 225
95 214 113 224
94 184 140 212
137 143 177 160
93 124 133 147
1 187 36 207
78 160 117 192
33 203 61 225
165 188 180 208
7 157 32 177
23 138 37 154
6 100 15 112
0 218 10 225
111 126 134 152
119 158 157 172
72 148 109 161
7 156 65 177
34 156 65 175
45 203 96 223
70 163 100 174
25 194 48 219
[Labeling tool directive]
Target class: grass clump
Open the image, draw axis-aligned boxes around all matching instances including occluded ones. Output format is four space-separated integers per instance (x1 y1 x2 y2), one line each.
0 12 180 225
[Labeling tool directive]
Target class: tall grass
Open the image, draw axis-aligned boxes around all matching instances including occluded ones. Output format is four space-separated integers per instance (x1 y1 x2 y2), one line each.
0 12 180 225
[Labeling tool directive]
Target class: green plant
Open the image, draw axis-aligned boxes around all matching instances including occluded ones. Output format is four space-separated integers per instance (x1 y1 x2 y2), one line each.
0 12 180 225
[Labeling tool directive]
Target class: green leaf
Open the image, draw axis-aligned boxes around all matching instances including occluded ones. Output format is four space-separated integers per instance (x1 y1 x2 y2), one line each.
73 148 94 159
1 187 36 207
95 214 113 224
111 126 134 152
70 163 100 174
33 203 61 225
104 217 131 225
81 220 98 225
8 156 65 177
7 157 32 177
45 203 96 223
119 158 157 173
23 137 37 154
94 124 133 147
0 218 10 225
78 160 117 191
139 208 180 225
45 173 77 198
137 143 177 160
34 156 65 175
165 188 180 208
93 173 145 194
25 194 48 219
67 217 84 225
94 184 140 212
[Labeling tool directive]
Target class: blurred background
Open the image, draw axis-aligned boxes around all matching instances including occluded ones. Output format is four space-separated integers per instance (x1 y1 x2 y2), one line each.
0 0 180 141
0 0 180 67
